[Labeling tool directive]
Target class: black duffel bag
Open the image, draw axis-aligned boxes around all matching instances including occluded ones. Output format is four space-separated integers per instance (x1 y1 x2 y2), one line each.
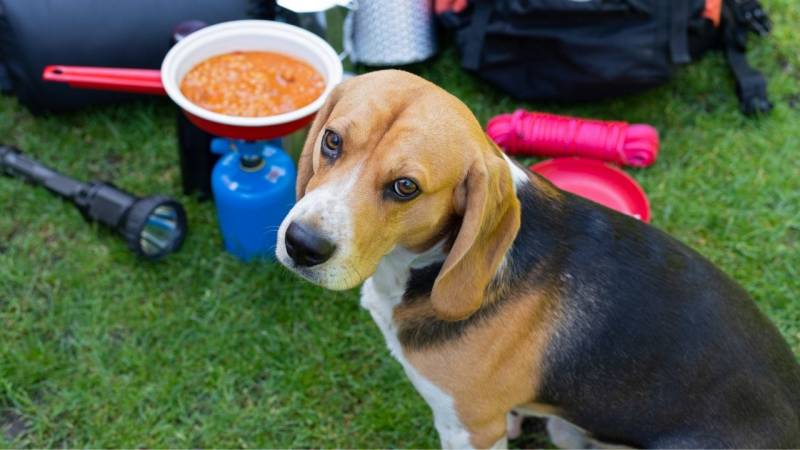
0 0 275 113
442 0 773 115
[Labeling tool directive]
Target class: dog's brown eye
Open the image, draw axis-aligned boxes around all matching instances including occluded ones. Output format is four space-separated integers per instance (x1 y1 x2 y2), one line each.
391 178 420 200
321 130 342 160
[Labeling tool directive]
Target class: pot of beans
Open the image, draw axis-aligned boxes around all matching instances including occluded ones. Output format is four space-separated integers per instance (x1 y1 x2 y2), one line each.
42 20 343 140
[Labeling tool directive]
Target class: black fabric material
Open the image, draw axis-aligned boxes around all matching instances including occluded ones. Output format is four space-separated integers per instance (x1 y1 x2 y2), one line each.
726 44 771 114
0 0 275 113
445 0 770 112
670 0 691 64
0 61 11 93
460 1 493 71
721 0 772 114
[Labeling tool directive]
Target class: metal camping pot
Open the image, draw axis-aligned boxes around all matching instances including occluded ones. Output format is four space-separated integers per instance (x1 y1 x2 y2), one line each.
43 21 343 141
276 0 356 60
278 0 438 67
346 0 438 66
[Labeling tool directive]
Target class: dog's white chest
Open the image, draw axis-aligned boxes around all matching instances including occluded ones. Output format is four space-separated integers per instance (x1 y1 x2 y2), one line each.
360 250 473 449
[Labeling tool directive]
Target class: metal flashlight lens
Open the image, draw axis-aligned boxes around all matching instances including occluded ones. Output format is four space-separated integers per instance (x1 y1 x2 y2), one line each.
122 196 187 259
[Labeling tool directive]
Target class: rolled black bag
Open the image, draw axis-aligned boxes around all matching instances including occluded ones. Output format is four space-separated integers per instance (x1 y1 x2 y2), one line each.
441 0 773 115
0 0 275 113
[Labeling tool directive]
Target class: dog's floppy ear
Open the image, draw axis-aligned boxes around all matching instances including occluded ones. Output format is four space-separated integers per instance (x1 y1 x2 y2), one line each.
296 88 340 200
431 149 521 321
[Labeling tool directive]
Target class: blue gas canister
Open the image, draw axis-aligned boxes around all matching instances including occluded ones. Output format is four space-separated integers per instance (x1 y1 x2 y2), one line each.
211 139 296 261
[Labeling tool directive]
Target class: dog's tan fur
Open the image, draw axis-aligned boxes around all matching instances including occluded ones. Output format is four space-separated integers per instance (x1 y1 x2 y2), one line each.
402 292 560 447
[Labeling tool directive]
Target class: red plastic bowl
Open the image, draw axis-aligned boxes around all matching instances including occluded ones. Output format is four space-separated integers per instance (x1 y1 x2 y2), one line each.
530 158 651 222
160 20 342 140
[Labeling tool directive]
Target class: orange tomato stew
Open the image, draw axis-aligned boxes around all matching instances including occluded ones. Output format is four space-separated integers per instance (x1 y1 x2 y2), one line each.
180 51 325 117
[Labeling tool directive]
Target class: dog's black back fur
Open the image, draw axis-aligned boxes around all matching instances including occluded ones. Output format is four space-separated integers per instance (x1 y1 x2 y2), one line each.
522 187 800 447
399 176 799 447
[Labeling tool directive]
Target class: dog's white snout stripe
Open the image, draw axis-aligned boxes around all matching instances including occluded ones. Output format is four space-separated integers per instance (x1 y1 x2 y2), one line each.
276 161 366 288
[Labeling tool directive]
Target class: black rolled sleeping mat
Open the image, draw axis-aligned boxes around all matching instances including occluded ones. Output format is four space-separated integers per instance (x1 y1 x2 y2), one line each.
0 0 275 113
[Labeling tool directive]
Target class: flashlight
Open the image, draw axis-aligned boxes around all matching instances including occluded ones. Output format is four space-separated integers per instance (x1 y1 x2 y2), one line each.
0 145 187 260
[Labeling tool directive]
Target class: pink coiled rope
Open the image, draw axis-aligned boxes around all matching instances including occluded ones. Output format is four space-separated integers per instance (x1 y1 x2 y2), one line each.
487 110 660 168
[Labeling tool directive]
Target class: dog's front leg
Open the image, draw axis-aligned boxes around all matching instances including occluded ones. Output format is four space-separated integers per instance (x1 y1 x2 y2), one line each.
434 411 508 449
433 417 473 449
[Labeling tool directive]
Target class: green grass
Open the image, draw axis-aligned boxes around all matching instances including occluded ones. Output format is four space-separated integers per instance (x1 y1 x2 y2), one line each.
1 1 799 446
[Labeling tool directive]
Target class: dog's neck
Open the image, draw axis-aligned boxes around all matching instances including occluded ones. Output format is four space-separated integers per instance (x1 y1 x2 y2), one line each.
364 156 565 349
369 241 447 301
368 156 526 302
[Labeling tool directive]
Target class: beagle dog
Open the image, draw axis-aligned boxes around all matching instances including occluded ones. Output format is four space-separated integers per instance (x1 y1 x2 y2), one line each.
276 70 800 449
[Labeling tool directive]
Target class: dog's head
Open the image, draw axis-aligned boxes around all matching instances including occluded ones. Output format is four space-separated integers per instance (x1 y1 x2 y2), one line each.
277 70 521 320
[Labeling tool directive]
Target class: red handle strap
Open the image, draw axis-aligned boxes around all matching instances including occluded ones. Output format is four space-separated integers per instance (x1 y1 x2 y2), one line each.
42 65 166 95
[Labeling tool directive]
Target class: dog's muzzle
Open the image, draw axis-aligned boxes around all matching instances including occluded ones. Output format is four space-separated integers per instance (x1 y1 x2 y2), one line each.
283 221 337 267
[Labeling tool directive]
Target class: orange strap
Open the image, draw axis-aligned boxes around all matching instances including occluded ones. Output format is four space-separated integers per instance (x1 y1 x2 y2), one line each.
704 0 722 27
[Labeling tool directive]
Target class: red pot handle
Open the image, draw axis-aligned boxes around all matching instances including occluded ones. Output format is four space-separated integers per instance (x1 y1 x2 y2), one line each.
42 65 166 95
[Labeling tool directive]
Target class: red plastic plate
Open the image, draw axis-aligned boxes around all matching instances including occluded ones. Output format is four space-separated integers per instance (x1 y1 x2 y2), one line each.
530 158 651 222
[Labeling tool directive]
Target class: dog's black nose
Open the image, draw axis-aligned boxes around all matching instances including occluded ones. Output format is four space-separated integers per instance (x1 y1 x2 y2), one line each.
284 221 336 267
